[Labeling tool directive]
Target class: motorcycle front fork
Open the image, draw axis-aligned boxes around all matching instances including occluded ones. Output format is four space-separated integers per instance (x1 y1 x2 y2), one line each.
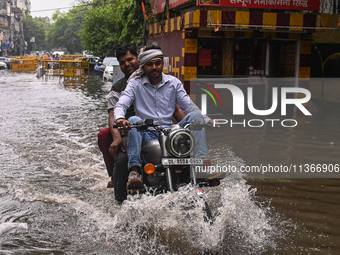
165 167 174 191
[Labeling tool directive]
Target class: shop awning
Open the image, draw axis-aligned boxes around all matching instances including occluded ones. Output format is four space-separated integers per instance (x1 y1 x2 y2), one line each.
205 10 338 32
147 10 339 35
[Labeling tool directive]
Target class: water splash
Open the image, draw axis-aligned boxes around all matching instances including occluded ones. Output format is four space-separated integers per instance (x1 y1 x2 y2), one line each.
100 176 278 255
0 222 28 236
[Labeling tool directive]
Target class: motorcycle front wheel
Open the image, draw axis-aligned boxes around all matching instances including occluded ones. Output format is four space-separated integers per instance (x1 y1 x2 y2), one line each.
203 201 213 225
179 195 213 225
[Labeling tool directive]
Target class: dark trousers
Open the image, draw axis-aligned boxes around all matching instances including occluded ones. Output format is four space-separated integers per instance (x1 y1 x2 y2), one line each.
98 128 128 202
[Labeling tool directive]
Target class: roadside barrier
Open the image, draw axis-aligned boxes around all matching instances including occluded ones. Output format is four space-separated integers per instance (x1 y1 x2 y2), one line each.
59 55 90 79
39 55 60 75
10 55 39 71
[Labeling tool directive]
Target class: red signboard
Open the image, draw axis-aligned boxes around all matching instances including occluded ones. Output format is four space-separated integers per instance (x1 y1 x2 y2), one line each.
197 0 320 11
151 0 192 14
199 49 212 66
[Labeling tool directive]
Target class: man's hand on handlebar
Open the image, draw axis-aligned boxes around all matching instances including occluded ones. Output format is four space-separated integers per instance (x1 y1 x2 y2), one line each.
116 118 131 131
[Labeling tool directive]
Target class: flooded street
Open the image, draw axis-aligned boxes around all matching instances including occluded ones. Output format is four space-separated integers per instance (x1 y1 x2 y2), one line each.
0 72 339 254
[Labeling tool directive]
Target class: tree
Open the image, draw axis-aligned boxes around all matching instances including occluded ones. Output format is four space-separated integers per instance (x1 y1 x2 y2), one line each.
23 15 48 52
78 2 121 57
117 0 144 46
26 0 149 57
46 5 89 54
79 0 147 57
34 17 52 31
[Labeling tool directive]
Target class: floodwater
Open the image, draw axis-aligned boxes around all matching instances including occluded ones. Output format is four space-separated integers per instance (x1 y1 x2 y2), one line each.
0 71 339 254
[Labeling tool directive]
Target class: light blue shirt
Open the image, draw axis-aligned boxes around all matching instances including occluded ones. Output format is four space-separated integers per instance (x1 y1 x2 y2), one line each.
114 73 192 129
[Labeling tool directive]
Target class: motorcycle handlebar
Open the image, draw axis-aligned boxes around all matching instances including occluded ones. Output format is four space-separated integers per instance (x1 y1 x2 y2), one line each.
113 119 159 130
113 119 213 130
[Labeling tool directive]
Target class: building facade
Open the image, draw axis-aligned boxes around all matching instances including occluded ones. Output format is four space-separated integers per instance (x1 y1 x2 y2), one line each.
0 0 31 56
146 0 340 105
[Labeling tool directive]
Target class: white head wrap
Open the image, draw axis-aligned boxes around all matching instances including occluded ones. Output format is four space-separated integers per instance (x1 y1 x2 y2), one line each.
127 49 164 83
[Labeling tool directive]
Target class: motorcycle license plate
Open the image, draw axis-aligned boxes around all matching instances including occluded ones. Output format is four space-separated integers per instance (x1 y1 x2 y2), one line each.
162 158 203 165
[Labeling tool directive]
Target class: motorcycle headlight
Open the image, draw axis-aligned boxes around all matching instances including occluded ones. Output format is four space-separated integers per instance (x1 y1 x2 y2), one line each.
166 129 194 157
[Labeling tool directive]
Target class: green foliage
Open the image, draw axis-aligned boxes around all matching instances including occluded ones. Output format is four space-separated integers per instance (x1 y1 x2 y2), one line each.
46 6 89 54
79 0 145 58
34 17 52 31
78 2 121 57
117 0 144 45
23 0 148 57
23 15 49 51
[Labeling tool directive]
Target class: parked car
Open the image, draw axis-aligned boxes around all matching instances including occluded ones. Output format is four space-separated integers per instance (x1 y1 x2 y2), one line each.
85 55 100 70
99 57 116 73
0 62 8 70
0 57 10 68
103 59 124 82
52 51 65 57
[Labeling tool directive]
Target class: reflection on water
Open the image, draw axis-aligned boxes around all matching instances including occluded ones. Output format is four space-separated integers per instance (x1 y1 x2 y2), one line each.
205 103 340 253
207 114 340 177
0 72 339 254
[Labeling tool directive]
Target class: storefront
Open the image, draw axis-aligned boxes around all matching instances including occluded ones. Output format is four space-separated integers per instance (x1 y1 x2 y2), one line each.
146 0 339 93
149 10 337 90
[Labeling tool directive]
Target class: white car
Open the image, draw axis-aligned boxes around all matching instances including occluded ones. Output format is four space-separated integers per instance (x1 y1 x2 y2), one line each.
103 59 124 82
100 56 115 73
0 62 8 70
0 57 10 68
85 55 100 70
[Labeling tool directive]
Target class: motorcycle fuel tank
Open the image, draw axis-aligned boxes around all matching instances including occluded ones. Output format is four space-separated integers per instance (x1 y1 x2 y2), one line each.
141 139 162 165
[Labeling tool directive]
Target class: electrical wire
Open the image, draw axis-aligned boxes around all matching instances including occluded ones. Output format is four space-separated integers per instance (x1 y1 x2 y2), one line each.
30 3 93 13
30 7 75 13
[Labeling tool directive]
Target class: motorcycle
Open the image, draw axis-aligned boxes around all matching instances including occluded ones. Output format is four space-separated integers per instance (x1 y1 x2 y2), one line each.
114 119 221 222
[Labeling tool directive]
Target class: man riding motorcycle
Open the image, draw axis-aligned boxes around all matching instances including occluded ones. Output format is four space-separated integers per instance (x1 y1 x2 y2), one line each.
115 46 212 190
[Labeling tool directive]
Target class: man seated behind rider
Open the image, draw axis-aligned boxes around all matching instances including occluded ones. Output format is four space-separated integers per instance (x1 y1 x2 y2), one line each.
114 46 211 190
97 45 139 201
